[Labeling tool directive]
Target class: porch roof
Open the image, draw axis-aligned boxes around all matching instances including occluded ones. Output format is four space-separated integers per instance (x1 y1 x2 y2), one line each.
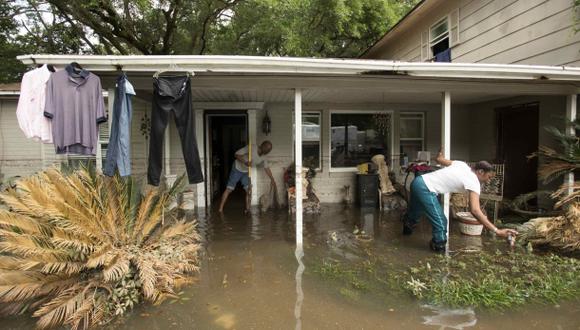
13 55 580 105
17 54 580 82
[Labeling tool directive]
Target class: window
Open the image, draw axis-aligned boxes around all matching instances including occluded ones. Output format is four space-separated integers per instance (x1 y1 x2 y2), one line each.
330 112 392 169
400 113 425 164
302 112 321 170
421 9 459 62
430 18 450 61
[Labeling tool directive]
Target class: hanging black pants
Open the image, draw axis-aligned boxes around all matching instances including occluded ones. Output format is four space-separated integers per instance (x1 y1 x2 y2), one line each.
147 75 204 186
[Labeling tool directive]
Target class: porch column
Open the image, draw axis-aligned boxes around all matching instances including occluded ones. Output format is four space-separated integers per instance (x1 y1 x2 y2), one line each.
565 94 577 194
194 109 205 209
163 118 177 187
441 92 451 243
248 109 258 205
294 89 303 247
293 88 305 330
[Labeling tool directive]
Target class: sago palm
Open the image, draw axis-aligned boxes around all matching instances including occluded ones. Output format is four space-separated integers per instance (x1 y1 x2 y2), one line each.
0 167 201 329
520 118 580 252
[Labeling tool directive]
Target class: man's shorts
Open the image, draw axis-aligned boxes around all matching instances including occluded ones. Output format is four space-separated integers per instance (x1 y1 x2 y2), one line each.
226 167 250 191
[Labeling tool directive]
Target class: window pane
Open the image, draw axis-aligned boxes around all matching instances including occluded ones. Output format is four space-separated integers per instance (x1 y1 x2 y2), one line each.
400 119 422 138
302 114 320 141
331 113 390 168
303 142 320 169
400 140 423 162
301 113 321 169
430 19 448 41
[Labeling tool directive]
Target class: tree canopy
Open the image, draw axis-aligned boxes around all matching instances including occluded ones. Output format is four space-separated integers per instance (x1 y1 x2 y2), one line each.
1 0 419 82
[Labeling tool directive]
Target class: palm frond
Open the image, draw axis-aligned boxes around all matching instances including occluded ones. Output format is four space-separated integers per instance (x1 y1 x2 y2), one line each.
102 254 130 283
33 284 86 329
0 210 48 235
135 256 157 300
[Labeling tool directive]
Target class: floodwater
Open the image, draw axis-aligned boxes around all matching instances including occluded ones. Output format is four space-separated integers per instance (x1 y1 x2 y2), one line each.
4 204 580 330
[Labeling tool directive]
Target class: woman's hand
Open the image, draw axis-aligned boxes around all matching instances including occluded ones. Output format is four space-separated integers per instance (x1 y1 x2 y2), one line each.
495 228 518 238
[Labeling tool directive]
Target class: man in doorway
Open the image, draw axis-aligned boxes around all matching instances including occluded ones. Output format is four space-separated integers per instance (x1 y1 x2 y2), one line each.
402 149 518 252
218 140 277 213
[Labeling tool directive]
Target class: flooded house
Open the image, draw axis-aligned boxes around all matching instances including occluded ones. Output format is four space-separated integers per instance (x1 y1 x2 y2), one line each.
1 55 578 211
1 1 580 329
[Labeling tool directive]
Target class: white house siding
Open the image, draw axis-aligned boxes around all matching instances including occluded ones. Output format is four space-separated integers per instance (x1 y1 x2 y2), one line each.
129 99 149 177
0 96 150 182
0 99 44 179
367 0 580 67
455 0 580 65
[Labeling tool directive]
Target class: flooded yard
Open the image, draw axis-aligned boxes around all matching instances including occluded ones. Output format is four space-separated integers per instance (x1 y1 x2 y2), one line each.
4 205 580 329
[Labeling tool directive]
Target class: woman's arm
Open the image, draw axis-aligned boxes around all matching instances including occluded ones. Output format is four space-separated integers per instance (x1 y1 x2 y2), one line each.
436 148 453 166
469 191 518 238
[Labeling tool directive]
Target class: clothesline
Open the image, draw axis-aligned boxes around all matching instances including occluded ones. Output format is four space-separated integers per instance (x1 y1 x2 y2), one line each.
16 62 204 186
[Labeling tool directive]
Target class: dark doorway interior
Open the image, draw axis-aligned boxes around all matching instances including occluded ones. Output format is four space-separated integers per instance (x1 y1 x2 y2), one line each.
496 103 539 199
208 114 247 204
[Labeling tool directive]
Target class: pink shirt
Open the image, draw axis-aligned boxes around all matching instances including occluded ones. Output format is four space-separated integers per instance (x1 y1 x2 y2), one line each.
16 65 54 143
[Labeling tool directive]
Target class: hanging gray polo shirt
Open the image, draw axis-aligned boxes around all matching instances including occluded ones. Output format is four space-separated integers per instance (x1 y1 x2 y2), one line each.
44 65 107 155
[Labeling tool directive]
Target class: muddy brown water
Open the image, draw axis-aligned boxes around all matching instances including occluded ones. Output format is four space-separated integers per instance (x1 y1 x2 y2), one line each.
4 205 580 329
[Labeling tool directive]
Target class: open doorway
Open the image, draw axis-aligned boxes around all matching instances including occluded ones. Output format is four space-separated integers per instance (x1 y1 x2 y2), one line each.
496 103 539 199
206 113 248 207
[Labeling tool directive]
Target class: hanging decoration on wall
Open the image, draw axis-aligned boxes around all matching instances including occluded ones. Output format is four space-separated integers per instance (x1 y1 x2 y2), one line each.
140 112 151 140
262 111 272 135
373 112 390 136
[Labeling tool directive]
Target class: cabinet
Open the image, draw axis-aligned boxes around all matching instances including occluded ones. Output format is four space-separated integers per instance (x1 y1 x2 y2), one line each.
356 174 379 208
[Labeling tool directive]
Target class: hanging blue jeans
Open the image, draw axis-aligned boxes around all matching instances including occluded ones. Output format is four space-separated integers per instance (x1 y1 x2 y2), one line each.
104 74 135 177
405 176 448 244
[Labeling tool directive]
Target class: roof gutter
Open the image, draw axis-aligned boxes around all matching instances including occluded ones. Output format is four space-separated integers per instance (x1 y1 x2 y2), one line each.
16 54 580 82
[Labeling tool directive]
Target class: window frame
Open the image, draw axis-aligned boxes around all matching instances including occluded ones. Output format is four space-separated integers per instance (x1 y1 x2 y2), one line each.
399 112 425 160
429 17 449 48
422 9 459 61
299 111 322 171
328 110 394 173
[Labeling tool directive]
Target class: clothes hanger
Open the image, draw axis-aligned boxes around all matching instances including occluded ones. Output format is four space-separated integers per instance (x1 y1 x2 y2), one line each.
153 62 194 78
70 61 83 73
37 64 55 72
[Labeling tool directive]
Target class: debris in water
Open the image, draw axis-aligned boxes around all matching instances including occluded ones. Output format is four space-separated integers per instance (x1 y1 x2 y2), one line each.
222 274 228 288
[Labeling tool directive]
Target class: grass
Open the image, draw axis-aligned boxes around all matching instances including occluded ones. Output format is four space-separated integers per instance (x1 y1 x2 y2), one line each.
310 249 580 310
404 251 580 309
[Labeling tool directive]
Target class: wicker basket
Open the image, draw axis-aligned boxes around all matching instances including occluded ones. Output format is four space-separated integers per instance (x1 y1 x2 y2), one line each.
456 212 483 236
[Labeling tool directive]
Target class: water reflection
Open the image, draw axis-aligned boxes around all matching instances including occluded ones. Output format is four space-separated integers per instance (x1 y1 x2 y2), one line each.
294 246 304 330
421 305 477 330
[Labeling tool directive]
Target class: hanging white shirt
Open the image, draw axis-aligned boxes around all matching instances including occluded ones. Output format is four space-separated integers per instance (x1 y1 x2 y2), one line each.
422 161 481 195
16 64 54 143
234 144 269 173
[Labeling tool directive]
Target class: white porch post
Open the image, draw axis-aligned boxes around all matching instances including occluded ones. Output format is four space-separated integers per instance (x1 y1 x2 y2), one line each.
441 92 451 244
248 109 258 205
163 119 177 187
294 89 303 246
565 94 577 194
194 109 205 209
293 88 304 330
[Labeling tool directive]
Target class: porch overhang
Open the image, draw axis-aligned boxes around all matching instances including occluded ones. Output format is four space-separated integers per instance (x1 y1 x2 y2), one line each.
17 55 580 83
